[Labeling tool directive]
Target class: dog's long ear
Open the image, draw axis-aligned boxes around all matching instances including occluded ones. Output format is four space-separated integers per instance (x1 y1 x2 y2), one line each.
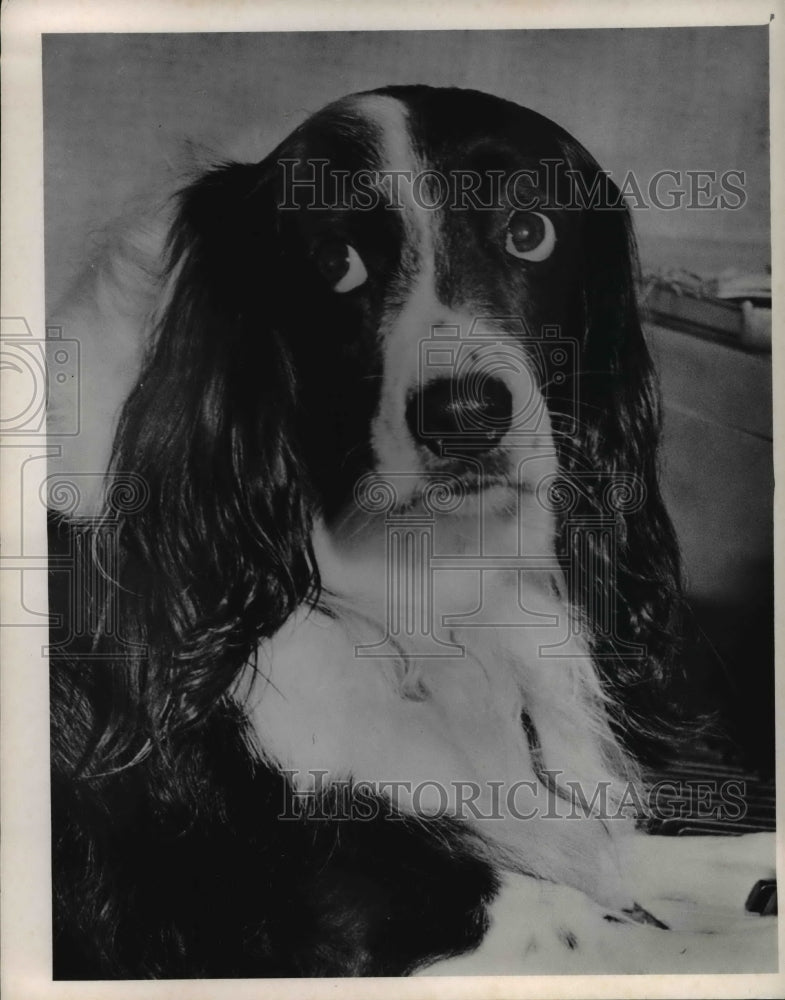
100 160 317 745
551 140 684 737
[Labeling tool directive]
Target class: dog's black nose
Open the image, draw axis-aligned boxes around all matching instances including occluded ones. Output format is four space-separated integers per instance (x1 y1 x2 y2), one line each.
406 376 513 455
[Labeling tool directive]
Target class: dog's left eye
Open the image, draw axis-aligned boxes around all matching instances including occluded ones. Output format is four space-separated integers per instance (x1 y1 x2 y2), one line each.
314 241 368 293
505 211 556 262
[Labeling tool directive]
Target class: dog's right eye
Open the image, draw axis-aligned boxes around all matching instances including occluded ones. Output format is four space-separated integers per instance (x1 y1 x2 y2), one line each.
314 241 368 293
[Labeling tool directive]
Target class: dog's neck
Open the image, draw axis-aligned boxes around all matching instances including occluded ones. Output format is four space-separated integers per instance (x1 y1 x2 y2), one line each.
242 492 641 911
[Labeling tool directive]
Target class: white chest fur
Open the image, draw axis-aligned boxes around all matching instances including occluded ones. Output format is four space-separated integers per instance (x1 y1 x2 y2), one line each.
244 502 640 910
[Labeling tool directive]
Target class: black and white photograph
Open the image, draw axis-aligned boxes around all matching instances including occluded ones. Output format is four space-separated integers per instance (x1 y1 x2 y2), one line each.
1 2 782 995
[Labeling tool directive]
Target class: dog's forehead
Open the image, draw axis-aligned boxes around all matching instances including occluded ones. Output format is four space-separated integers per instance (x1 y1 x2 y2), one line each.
322 89 567 162
346 94 420 172
293 91 540 173
280 90 577 313
347 94 434 257
282 93 414 174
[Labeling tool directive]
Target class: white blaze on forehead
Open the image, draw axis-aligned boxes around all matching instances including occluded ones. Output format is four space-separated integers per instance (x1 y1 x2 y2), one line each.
352 97 550 500
352 95 445 479
351 94 433 263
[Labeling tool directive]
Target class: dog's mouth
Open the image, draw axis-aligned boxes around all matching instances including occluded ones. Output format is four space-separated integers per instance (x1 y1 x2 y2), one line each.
352 463 521 521
416 446 511 479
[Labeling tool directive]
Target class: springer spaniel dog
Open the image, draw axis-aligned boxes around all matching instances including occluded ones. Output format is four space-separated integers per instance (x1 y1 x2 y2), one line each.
47 85 777 977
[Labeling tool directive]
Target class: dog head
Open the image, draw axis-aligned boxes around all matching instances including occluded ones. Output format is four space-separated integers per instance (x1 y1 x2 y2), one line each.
90 86 680 740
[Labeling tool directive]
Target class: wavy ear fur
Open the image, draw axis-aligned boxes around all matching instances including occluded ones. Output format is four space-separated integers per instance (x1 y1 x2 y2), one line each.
87 160 317 766
548 139 684 750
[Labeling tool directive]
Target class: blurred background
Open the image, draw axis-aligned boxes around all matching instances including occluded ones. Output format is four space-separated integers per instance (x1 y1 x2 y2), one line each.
43 28 773 783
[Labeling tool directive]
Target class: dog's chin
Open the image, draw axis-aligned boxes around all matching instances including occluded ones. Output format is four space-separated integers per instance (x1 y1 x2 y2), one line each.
324 470 524 546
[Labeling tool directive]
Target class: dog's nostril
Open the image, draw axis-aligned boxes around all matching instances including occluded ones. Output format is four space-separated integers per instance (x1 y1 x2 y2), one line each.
405 376 513 456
